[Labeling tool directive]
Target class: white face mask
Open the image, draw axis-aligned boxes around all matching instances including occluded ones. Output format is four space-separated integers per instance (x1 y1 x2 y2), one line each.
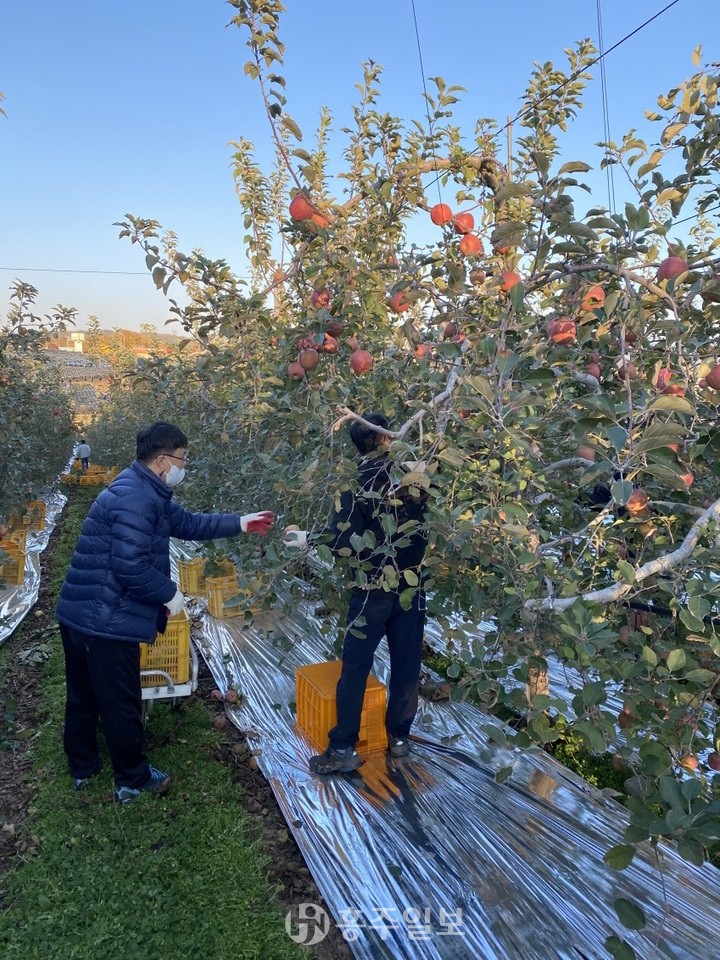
163 463 186 487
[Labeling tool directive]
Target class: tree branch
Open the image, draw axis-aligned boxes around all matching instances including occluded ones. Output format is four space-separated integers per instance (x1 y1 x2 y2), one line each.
525 496 720 611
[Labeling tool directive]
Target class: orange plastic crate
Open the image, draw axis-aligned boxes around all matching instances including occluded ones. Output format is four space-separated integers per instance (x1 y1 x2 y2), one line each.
60 473 78 486
206 574 243 619
295 660 388 755
139 611 190 687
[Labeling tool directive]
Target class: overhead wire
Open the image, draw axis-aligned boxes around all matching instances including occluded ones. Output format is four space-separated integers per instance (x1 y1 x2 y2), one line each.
596 0 617 216
420 0 683 195
410 0 443 205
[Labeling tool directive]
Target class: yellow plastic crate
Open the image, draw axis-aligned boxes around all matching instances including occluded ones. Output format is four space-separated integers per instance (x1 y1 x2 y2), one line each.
139 611 190 687
60 473 78 486
85 464 106 475
0 552 26 586
178 558 235 596
79 474 103 486
7 512 31 528
6 528 28 551
206 574 243 619
295 660 388 755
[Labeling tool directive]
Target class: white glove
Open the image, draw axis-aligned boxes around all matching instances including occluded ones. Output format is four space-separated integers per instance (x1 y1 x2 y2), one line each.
166 589 185 617
240 510 276 535
283 527 309 549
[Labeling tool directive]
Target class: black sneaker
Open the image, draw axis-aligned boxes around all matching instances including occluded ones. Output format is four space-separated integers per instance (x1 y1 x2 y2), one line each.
388 737 411 758
309 746 363 775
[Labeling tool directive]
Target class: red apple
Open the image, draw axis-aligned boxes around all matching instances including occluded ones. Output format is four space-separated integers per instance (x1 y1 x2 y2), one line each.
389 292 410 313
452 212 474 235
289 193 314 222
224 690 239 704
679 754 698 772
666 443 682 456
500 271 521 293
707 752 720 772
469 268 486 285
655 367 673 390
311 288 331 308
705 364 720 391
442 321 459 340
626 489 649 517
679 470 694 488
657 256 689 281
213 715 228 730
458 234 483 256
320 333 339 354
415 343 433 360
586 362 601 380
581 284 605 312
663 384 686 396
617 362 639 381
210 689 223 701
325 318 344 337
430 203 453 226
548 318 576 345
345 336 359 352
299 348 319 370
350 349 373 374
576 444 596 462
287 361 306 380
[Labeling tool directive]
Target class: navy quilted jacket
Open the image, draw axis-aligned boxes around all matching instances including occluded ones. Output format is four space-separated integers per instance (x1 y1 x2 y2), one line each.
56 461 241 643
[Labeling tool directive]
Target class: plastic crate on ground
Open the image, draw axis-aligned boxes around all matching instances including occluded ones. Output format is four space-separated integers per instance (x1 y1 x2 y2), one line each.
139 610 190 687
0 551 26 586
206 574 243 619
6 528 28 551
85 464 106 475
295 660 388 755
178 558 235 596
60 473 78 486
79 474 103 486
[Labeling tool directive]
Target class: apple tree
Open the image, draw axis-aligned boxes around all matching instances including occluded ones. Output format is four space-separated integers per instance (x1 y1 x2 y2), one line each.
91 2 720 919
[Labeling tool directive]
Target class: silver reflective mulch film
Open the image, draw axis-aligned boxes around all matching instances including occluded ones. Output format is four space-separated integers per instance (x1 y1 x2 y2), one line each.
0 491 66 646
171 546 720 960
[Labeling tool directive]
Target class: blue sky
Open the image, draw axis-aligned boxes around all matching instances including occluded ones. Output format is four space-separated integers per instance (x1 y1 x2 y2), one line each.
1 0 718 332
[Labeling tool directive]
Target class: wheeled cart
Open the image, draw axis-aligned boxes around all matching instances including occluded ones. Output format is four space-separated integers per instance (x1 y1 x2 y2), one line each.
139 611 199 717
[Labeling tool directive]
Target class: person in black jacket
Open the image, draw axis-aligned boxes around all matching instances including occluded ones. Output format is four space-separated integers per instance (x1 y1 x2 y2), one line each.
284 413 429 774
56 422 275 802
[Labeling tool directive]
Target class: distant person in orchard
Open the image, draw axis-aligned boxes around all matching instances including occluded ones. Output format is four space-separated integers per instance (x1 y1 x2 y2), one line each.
76 438 91 473
284 413 429 774
56 421 275 802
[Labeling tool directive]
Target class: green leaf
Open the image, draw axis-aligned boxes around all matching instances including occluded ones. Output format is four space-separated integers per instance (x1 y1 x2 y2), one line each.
606 426 628 453
677 837 705 866
666 648 686 672
647 395 695 416
613 898 646 931
557 160 593 175
315 545 333 565
679 609 705 634
605 935 637 960
641 645 658 667
281 115 303 140
509 282 525 311
495 765 514 784
403 569 419 587
617 560 636 585
437 447 465 468
604 844 635 870
490 221 525 248
611 480 633 506
658 775 684 809
684 668 715 683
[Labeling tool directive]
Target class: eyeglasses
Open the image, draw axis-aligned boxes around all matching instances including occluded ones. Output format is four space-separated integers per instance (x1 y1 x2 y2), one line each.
163 453 190 464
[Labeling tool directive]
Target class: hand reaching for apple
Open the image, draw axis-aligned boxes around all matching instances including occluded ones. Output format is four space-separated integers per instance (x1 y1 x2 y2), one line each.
240 511 276 535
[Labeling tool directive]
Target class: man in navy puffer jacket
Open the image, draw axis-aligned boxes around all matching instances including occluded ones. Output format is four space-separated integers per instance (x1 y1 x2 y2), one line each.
56 422 275 802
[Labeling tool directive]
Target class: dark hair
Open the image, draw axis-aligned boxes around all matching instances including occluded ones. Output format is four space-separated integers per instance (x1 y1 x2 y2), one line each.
80 438 85 443
136 422 188 463
349 412 389 455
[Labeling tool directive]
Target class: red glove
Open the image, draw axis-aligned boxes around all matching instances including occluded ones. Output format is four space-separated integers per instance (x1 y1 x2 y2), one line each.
240 511 276 535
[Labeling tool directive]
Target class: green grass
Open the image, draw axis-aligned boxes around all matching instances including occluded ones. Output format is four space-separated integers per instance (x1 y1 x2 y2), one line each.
0 489 304 960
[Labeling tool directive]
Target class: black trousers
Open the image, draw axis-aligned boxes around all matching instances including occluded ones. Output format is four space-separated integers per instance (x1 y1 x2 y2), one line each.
59 623 150 788
329 587 425 750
